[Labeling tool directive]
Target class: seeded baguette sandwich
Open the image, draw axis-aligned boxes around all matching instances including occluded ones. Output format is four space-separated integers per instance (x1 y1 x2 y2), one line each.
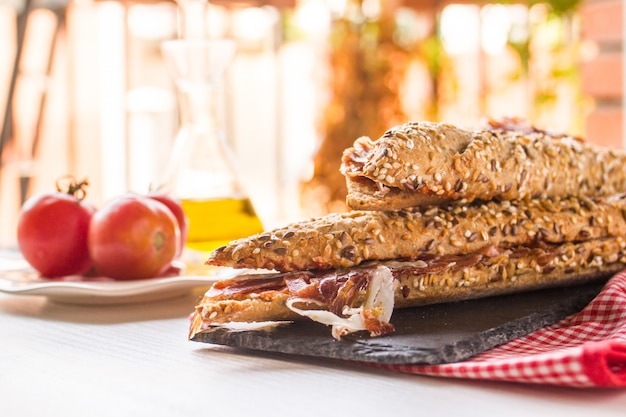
341 118 626 211
190 119 626 340
190 236 626 339
190 194 626 340
206 195 626 272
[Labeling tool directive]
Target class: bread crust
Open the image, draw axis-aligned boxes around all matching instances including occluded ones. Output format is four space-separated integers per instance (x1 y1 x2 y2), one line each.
191 236 625 338
341 120 626 211
207 194 626 273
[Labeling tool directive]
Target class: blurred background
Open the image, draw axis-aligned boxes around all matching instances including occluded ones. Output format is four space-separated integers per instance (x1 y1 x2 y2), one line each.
0 0 623 247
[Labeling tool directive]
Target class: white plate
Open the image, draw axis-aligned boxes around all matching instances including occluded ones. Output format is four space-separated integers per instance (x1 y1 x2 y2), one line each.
0 253 238 305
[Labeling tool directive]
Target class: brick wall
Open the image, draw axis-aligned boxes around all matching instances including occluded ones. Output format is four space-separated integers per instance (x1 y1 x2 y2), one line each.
580 0 624 148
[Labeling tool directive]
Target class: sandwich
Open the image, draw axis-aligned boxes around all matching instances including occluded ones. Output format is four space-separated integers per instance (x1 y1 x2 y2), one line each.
189 120 626 340
341 118 626 210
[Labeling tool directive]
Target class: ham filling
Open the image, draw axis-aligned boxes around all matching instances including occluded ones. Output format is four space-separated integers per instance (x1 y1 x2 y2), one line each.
206 266 395 338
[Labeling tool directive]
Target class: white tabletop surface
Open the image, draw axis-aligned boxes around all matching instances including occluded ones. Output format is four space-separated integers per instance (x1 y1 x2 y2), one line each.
2 288 626 417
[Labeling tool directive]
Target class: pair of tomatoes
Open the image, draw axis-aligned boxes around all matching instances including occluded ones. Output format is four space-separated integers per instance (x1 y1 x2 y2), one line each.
17 179 189 280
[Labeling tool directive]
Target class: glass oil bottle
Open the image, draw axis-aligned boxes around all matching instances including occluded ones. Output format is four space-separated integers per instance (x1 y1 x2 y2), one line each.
160 39 263 259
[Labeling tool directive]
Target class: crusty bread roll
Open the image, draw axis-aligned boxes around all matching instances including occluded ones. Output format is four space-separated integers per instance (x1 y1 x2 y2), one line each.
341 119 626 211
207 194 626 273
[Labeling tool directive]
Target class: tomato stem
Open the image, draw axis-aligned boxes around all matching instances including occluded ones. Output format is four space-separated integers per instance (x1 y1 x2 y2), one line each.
56 175 89 201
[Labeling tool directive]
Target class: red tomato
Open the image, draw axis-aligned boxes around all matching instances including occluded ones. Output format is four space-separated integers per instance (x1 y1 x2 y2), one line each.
17 192 95 278
147 192 189 256
88 194 180 280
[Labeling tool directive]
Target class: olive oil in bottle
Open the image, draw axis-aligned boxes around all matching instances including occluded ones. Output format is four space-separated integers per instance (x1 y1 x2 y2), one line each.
160 39 264 268
181 196 263 253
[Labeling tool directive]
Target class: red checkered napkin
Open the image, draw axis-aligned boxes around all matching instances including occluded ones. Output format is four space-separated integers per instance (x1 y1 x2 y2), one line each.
377 271 626 388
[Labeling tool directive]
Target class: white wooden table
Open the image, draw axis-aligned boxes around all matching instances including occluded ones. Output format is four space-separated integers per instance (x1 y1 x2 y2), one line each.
1 289 626 417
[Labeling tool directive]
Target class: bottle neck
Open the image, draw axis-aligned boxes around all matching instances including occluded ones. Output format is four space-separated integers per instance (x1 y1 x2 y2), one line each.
175 0 208 40
175 82 221 128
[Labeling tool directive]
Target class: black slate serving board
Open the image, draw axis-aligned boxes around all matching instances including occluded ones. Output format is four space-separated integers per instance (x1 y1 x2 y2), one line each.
191 281 605 365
